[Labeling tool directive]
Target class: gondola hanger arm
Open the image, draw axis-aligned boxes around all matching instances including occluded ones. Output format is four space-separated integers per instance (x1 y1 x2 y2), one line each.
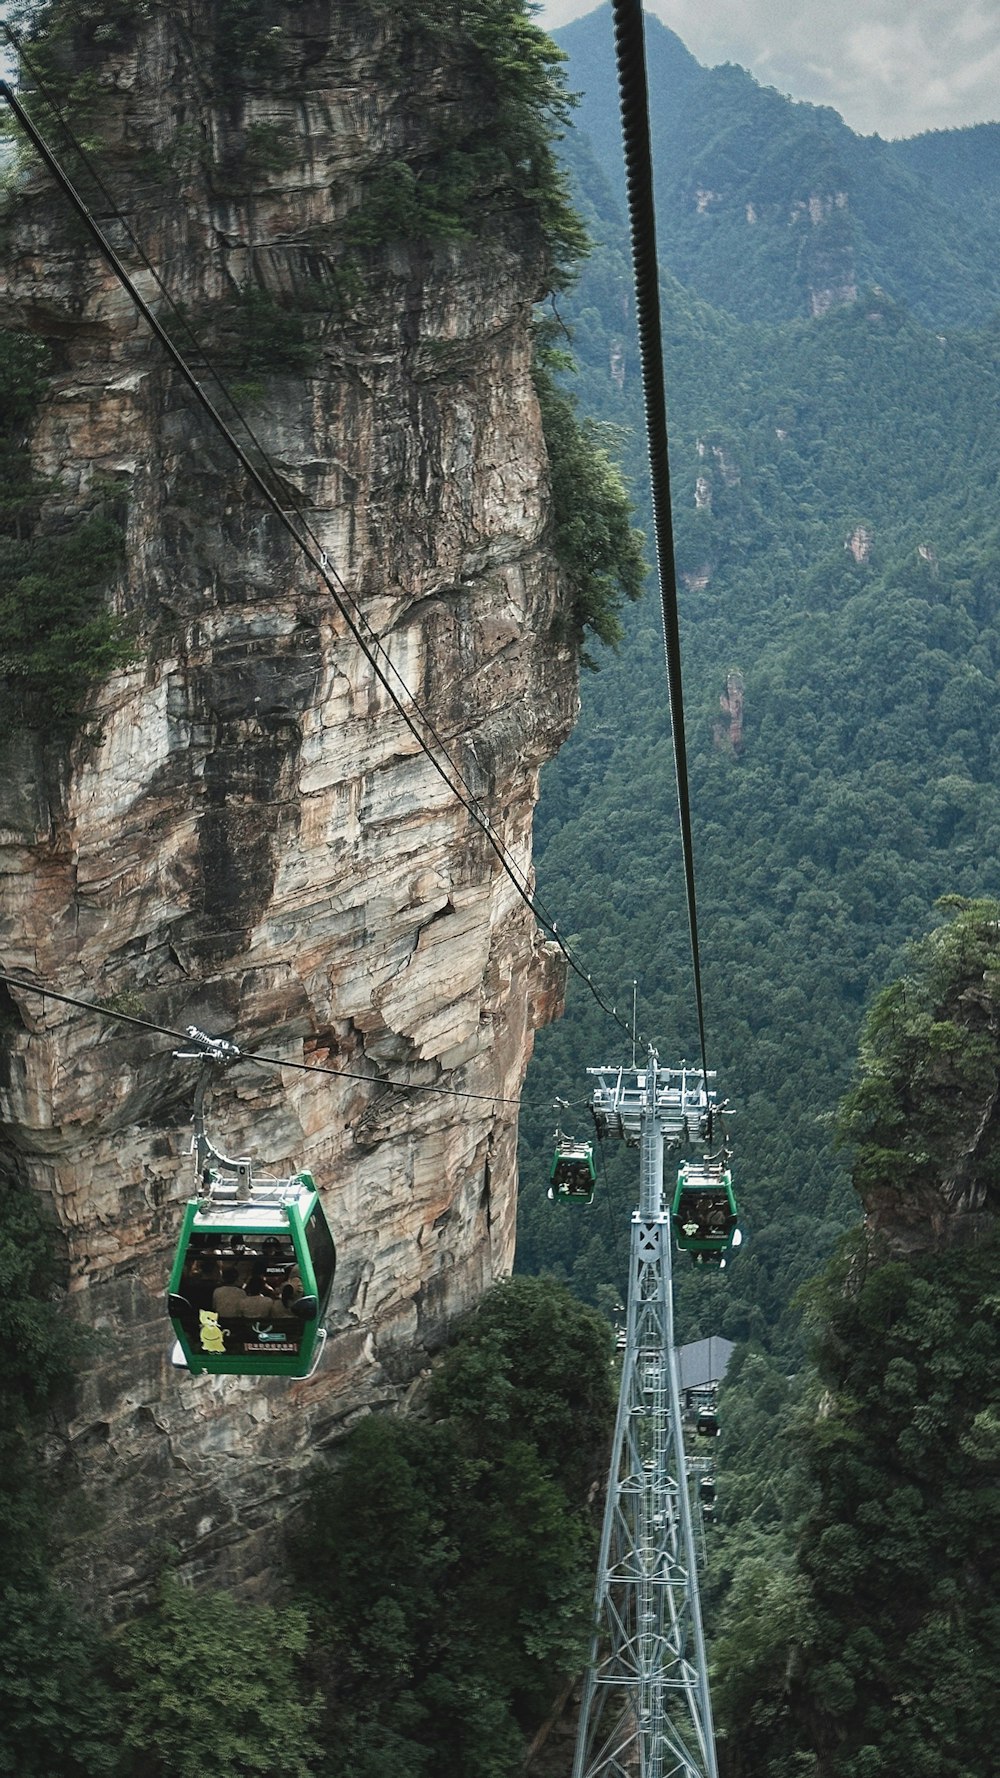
173 1026 251 1194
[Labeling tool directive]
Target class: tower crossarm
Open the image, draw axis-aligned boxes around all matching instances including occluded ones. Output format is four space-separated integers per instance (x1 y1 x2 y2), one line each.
588 1063 716 1149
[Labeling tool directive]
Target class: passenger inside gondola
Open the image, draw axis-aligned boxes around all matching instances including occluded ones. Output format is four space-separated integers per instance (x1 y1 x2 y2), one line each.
551 1158 586 1192
675 1190 736 1240
270 1282 302 1326
213 1265 255 1317
548 1142 596 1202
186 1256 221 1311
176 1237 303 1356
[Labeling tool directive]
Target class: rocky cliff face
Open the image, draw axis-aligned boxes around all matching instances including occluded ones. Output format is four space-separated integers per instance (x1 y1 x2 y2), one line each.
0 1 575 1608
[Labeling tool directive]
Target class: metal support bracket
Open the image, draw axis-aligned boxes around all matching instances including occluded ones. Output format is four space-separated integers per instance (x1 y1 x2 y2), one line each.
173 1025 254 1198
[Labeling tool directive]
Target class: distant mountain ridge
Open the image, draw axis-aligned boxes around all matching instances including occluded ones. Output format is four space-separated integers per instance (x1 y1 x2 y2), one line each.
555 4 1000 327
894 122 1000 232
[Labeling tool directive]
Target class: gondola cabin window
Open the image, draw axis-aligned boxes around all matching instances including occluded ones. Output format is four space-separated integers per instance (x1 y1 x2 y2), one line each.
178 1230 303 1357
302 1182 335 1305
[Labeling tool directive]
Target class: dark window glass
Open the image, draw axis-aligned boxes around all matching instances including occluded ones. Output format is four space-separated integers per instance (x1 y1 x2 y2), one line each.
175 1231 304 1356
305 1205 335 1309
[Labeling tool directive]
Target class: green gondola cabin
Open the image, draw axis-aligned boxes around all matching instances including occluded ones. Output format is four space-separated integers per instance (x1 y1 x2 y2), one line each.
168 1169 335 1380
670 1160 739 1262
548 1139 597 1205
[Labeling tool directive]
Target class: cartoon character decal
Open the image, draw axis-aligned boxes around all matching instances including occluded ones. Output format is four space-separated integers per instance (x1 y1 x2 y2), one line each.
199 1309 228 1353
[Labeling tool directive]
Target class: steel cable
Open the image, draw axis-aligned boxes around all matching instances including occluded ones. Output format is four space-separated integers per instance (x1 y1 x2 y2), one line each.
611 0 712 1089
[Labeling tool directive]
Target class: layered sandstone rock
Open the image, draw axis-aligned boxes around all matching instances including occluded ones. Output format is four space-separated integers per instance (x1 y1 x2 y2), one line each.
0 1 575 1607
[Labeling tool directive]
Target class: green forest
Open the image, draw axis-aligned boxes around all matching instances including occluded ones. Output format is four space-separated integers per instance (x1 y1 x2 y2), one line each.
511 9 1000 1774
0 1237 613 1777
4 1 1000 1774
518 19 1000 1337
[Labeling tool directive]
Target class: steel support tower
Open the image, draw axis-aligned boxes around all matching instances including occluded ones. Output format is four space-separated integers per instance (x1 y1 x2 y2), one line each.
572 1055 719 1778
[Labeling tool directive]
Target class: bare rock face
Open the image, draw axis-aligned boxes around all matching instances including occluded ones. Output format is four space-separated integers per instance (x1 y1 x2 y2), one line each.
0 1 575 1608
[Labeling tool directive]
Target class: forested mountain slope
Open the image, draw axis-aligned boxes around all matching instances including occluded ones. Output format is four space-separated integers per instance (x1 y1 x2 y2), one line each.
514 25 1000 1774
894 122 1000 233
557 6 1000 327
708 905 1000 1778
517 36 1000 1351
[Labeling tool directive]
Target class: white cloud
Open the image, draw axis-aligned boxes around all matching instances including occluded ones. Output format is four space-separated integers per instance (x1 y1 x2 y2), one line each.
536 0 1000 138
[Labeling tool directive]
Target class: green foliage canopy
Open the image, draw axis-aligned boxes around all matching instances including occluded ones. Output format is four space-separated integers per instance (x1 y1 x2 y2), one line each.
698 911 1000 1775
343 0 588 278
535 345 646 658
0 328 131 732
0 1258 611 1778
113 1579 322 1778
838 898 1000 1201
293 1276 615 1778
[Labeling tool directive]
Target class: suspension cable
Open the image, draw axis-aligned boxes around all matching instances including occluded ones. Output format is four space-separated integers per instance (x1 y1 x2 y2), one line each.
611 0 711 1087
0 968 621 1124
0 972 522 1107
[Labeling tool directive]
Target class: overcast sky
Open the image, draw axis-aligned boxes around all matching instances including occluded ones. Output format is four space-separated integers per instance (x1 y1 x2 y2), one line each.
536 0 1000 139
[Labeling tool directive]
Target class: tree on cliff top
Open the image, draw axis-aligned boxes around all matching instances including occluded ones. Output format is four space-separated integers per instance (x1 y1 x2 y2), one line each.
708 901 1000 1778
837 897 1000 1210
535 343 647 660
